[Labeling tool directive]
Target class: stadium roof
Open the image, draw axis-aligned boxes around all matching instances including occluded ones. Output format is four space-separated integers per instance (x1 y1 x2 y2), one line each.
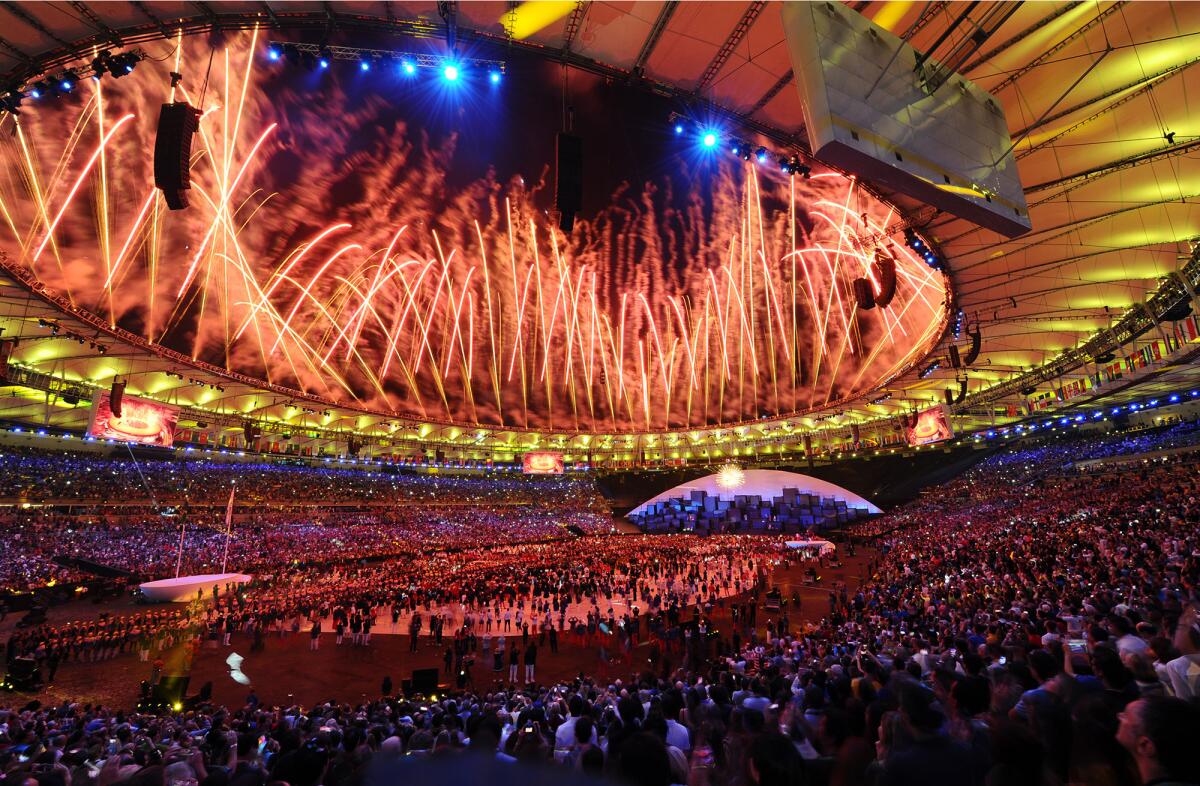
0 1 1198 461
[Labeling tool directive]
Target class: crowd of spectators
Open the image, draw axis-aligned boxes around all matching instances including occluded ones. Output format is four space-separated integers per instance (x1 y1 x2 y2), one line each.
0 446 614 593
0 507 617 593
0 447 604 506
3 425 1200 786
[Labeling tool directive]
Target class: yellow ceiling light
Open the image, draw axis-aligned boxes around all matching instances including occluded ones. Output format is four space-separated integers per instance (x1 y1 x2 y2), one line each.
870 1 913 33
504 1 576 40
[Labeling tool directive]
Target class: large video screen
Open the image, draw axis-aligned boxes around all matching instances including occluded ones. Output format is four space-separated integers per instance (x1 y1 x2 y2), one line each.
522 451 564 475
89 390 179 447
907 405 955 447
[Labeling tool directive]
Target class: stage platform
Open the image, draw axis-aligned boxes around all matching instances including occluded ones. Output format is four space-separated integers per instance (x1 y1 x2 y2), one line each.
139 573 252 603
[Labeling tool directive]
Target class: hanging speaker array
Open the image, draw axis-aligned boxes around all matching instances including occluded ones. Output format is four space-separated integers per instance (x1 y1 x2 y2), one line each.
110 379 126 418
872 251 897 307
852 277 875 310
154 102 201 210
963 326 982 366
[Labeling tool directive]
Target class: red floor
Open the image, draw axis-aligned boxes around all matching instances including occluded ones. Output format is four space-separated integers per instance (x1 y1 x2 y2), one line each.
9 548 872 708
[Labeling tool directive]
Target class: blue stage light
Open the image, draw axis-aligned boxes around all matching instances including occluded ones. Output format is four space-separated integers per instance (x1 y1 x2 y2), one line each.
489 70 501 84
267 46 281 61
674 123 684 135
443 64 459 81
359 60 370 72
319 58 330 69
402 61 416 75
702 131 717 148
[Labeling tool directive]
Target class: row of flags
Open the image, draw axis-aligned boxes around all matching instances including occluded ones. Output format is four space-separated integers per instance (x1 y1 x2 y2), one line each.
1021 314 1200 414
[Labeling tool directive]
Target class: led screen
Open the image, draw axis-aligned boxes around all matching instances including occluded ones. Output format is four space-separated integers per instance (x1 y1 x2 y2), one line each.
907 405 954 446
522 451 564 474
89 391 179 447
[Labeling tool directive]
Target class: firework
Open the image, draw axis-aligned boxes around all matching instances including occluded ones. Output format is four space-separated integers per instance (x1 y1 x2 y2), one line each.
0 31 946 434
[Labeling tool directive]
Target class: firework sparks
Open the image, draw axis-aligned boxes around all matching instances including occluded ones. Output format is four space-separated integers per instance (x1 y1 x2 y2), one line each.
0 31 947 434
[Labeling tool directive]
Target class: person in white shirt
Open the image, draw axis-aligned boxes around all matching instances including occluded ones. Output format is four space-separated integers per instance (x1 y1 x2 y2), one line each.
661 690 691 753
1161 604 1200 699
555 695 598 761
1109 615 1150 657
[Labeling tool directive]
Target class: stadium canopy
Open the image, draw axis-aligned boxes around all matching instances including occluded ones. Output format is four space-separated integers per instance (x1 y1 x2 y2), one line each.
0 2 1197 463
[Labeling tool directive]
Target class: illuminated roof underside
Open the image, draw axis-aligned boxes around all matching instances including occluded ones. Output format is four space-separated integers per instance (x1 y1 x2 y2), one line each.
0 1 1196 459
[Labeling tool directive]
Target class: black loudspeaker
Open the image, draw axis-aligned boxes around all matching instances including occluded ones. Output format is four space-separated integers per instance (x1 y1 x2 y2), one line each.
950 377 968 405
0 338 15 383
852 277 875 310
963 328 982 366
3 657 40 692
872 253 897 307
948 344 962 368
154 102 201 210
410 667 439 694
152 675 190 705
944 387 954 406
555 133 583 232
110 380 126 418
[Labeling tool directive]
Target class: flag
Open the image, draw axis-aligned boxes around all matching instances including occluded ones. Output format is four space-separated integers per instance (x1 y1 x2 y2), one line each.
221 486 235 574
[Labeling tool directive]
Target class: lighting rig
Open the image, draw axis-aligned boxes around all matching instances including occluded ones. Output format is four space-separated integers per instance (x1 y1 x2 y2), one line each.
918 360 941 379
2 49 143 116
669 113 810 177
266 41 505 84
904 227 944 270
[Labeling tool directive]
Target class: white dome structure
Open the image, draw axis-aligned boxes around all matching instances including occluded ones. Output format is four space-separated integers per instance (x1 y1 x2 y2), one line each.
629 470 880 517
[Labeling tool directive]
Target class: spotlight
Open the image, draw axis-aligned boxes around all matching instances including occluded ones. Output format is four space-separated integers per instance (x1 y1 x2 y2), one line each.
109 52 139 78
90 50 112 79
318 46 332 69
267 45 282 61
702 131 717 148
402 60 416 75
674 123 684 135
359 53 372 72
489 70 501 84
1 91 23 115
754 147 768 164
31 81 49 98
56 75 74 94
443 63 459 81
